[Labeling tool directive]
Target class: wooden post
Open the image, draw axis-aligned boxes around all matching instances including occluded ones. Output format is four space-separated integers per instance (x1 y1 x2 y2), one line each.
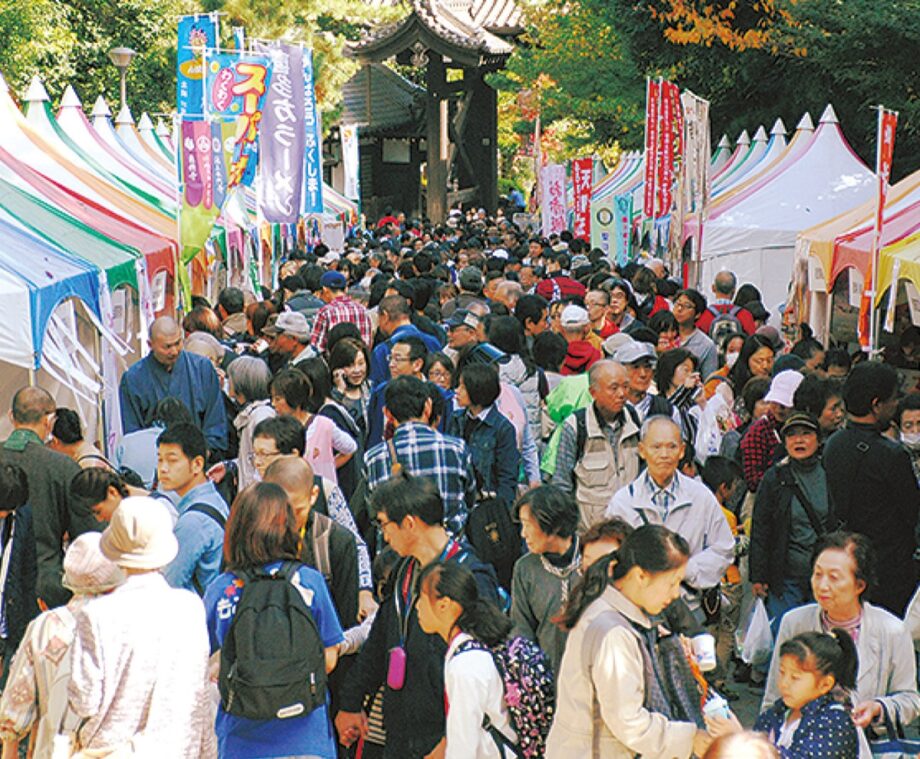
426 53 448 222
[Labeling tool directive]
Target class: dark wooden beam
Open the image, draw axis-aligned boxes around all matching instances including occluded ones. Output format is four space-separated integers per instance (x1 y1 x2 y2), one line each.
425 53 448 222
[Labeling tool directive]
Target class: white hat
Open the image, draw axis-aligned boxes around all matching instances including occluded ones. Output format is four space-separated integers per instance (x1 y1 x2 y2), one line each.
560 305 590 327
263 311 310 341
63 532 125 594
613 341 657 366
763 369 804 408
100 497 179 570
602 333 634 357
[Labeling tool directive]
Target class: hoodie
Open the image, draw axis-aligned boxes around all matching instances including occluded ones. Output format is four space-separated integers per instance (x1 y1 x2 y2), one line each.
561 340 601 376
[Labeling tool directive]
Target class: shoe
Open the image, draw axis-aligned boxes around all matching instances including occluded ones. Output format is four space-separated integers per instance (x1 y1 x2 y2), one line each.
733 662 752 683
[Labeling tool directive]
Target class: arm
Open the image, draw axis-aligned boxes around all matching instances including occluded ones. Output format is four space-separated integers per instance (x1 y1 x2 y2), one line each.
683 502 734 591
118 372 144 433
493 422 521 506
337 596 395 712
519 417 541 485
748 474 775 586
368 344 389 388
550 421 578 492
700 342 718 380
873 618 920 726
69 608 104 718
740 424 768 493
331 423 358 463
595 627 696 757
0 621 38 742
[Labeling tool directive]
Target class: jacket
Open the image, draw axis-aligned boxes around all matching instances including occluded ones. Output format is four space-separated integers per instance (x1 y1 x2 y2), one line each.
824 422 920 615
499 355 543 445
749 458 832 590
546 585 696 758
755 694 858 758
764 602 920 727
561 340 601 376
0 506 37 649
448 406 520 507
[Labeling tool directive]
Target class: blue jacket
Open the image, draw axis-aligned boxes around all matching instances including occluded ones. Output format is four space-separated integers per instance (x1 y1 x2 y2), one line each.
163 481 229 595
447 406 520 507
369 323 444 387
755 694 858 758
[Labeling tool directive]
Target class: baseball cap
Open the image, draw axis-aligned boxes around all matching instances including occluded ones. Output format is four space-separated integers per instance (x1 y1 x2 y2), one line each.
781 412 819 437
263 311 310 340
320 270 347 289
613 341 658 366
763 369 804 408
446 308 481 330
560 305 590 327
602 333 634 358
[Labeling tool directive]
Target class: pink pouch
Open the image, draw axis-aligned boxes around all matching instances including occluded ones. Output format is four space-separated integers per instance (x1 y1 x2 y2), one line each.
387 645 407 690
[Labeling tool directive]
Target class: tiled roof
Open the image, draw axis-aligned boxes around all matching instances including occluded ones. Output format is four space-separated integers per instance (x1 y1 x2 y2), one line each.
340 64 425 136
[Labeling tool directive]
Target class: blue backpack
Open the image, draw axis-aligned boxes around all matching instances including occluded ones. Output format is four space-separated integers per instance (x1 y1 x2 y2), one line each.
456 636 555 758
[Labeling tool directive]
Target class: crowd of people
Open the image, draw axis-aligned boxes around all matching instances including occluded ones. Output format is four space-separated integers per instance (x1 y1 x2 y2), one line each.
0 206 916 758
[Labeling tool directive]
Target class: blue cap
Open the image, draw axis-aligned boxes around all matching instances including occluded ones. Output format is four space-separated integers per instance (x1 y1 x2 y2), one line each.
320 270 347 289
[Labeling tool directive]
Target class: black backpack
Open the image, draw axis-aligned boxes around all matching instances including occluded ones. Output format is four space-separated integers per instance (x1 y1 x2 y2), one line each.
219 562 327 720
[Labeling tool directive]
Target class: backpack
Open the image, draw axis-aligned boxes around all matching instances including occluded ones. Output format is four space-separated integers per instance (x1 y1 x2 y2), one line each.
310 513 334 588
218 562 328 721
573 403 642 461
456 636 556 758
706 304 744 344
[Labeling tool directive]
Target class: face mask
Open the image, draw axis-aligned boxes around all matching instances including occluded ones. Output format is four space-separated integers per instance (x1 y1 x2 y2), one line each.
902 432 920 451
725 351 740 368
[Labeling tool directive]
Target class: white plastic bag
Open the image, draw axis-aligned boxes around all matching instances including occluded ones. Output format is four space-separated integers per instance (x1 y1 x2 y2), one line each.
740 598 773 667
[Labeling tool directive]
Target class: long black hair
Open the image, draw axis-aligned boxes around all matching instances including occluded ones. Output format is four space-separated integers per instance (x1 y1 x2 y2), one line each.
418 561 511 646
779 628 858 699
728 334 775 391
556 525 689 631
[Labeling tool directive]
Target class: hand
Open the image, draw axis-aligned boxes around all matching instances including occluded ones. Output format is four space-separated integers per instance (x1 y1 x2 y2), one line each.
752 583 769 599
705 712 742 738
424 737 446 759
692 729 712 757
333 369 346 393
334 710 368 747
852 700 883 729
684 372 702 389
358 590 379 622
207 462 227 484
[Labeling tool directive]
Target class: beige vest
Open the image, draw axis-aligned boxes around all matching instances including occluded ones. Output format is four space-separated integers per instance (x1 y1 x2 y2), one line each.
571 405 641 530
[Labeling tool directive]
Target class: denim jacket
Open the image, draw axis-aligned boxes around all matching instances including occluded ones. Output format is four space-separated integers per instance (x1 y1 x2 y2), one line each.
448 406 520 506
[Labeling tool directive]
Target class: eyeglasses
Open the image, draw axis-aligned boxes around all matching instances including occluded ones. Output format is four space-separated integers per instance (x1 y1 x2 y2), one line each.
429 369 451 380
250 449 281 464
389 353 412 365
673 300 695 311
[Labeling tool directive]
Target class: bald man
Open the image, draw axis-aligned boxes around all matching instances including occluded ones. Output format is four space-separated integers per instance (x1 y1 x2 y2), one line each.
605 416 734 621
263 456 361 629
696 270 756 336
118 316 228 455
0 387 100 607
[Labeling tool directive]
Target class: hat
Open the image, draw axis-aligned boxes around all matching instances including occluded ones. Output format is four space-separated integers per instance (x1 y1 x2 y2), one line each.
100 497 179 570
763 369 804 408
319 251 340 266
560 305 590 327
466 342 510 366
614 341 657 366
755 325 784 352
571 254 590 269
491 248 509 260
263 311 310 340
781 412 819 437
63 532 125 594
446 308 481 330
602 333 635 357
459 267 483 292
320 270 347 289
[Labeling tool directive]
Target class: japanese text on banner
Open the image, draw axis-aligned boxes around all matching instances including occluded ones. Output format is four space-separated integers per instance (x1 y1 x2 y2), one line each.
540 164 567 237
572 157 593 242
177 14 217 117
302 49 324 216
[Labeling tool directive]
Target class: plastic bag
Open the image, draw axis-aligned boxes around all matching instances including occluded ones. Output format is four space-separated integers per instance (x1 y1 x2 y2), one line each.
694 392 732 465
740 598 773 667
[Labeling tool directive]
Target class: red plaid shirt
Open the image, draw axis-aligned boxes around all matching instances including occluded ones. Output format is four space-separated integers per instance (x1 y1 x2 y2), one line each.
311 296 373 352
739 412 782 492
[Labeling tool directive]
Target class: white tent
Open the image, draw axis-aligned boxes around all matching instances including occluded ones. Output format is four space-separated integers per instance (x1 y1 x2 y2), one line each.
700 106 875 311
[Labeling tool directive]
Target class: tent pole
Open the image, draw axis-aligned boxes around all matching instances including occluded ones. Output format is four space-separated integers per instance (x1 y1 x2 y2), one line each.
28 368 35 387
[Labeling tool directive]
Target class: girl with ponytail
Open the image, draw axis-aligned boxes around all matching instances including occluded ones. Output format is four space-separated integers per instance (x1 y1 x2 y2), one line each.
416 561 516 758
745 629 859 756
546 524 715 758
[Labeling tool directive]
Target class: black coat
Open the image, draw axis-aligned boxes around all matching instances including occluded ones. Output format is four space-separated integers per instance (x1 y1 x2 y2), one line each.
824 422 920 615
2 505 38 649
749 459 831 591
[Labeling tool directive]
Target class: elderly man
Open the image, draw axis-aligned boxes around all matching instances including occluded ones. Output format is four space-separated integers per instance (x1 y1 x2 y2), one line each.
552 361 642 529
118 316 227 456
696 271 756 337
605 415 734 620
559 305 602 375
265 311 317 369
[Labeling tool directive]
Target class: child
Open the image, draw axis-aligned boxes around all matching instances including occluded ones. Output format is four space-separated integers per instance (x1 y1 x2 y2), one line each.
753 629 859 757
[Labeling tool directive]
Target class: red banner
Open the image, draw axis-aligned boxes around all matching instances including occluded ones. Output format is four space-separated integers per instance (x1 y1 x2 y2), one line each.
658 82 675 218
643 79 660 217
572 157 593 241
858 108 898 350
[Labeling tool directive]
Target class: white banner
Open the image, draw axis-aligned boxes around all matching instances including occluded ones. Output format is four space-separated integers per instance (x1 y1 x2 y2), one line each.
540 164 566 237
342 124 360 201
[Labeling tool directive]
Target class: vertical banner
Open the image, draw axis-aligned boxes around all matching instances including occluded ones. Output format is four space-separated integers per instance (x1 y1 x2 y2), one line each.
673 90 711 270
177 14 218 117
255 42 305 223
613 194 634 267
643 79 660 217
180 120 221 264
540 164 566 237
859 107 898 351
341 124 360 201
571 157 593 241
591 195 615 259
658 81 679 219
302 49 324 216
205 53 274 188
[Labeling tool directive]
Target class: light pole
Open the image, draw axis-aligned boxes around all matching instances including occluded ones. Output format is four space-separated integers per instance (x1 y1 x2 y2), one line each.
108 47 136 111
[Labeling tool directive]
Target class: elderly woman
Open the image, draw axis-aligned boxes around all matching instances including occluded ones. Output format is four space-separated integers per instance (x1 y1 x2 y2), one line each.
226 356 275 490
0 533 124 758
763 531 920 732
